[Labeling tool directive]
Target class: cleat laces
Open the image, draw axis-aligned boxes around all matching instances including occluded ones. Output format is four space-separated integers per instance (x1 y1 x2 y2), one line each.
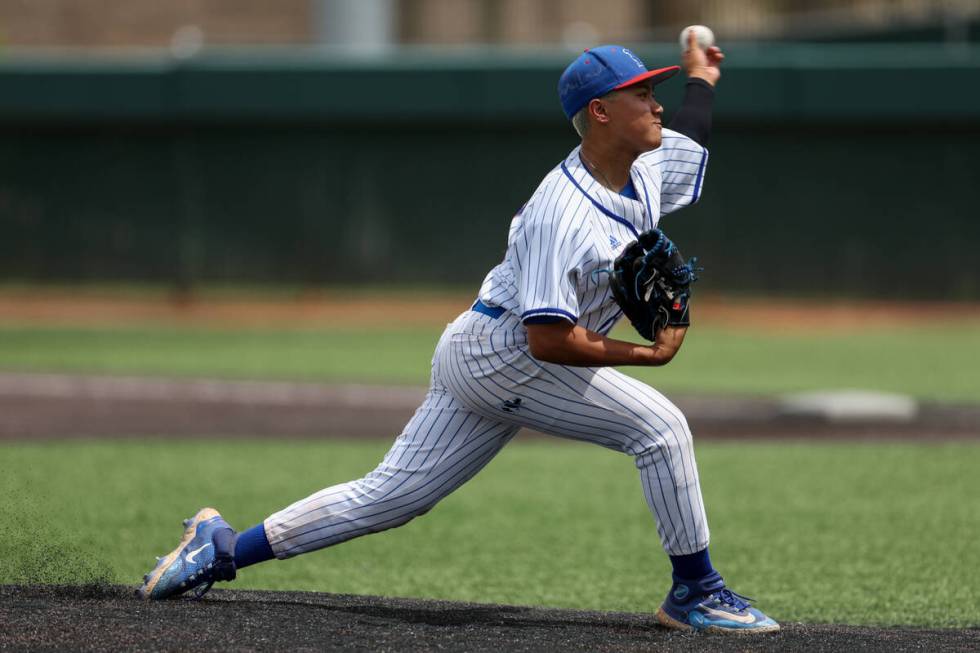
714 588 753 611
187 553 235 599
187 562 220 599
188 531 236 600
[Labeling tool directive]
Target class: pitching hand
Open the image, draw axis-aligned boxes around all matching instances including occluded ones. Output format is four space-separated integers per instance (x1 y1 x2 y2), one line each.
682 30 724 86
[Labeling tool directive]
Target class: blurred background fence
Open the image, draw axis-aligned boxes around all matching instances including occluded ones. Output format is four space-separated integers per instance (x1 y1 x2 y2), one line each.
1 0 978 298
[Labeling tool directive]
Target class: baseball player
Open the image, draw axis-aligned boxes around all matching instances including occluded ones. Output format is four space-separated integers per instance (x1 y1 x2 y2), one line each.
139 34 779 634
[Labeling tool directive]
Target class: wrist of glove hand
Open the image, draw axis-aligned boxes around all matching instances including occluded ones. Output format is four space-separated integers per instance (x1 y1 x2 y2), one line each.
663 289 692 327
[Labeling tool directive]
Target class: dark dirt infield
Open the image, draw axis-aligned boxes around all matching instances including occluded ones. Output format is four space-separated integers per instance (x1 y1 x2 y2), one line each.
2 585 977 652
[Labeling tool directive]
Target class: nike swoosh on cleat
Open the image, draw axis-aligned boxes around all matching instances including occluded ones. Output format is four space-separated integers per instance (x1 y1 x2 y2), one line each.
702 606 757 624
185 543 212 564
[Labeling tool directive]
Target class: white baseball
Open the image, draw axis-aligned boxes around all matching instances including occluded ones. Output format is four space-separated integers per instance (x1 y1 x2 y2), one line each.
679 25 714 51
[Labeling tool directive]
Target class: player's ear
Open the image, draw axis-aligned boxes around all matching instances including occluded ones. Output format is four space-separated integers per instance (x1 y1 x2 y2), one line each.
588 98 610 125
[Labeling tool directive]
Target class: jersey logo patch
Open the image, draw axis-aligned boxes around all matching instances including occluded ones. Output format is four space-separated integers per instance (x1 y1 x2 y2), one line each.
608 235 621 249
501 397 523 413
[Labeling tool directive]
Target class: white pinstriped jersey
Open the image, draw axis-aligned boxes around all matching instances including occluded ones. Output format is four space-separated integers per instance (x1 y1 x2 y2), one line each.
477 128 708 338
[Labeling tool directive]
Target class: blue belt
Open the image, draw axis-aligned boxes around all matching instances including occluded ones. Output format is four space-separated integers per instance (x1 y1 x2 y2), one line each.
471 299 505 319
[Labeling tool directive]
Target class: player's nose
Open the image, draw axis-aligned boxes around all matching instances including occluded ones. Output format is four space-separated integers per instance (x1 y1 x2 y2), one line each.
650 98 664 116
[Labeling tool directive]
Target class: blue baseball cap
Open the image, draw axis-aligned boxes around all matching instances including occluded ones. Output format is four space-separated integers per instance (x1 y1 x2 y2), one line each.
558 45 680 120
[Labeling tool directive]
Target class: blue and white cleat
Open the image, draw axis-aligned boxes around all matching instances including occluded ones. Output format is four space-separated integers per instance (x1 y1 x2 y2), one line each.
656 571 780 634
137 507 237 600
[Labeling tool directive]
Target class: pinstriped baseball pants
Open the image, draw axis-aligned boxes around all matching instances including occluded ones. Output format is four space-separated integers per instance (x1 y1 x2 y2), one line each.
264 310 710 558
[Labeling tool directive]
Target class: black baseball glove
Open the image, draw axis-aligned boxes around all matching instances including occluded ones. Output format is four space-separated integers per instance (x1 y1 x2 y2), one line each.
608 228 701 341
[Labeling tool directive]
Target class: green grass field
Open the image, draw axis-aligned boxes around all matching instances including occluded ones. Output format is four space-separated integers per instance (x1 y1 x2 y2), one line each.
1 439 978 627
1 322 978 402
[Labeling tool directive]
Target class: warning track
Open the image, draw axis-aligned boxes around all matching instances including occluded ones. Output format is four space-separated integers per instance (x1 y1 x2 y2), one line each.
1 585 977 652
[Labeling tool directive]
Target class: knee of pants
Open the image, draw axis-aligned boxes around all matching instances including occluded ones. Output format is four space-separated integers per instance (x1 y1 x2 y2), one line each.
337 490 439 542
657 406 692 440
371 503 433 533
360 475 443 520
354 471 440 509
632 415 694 469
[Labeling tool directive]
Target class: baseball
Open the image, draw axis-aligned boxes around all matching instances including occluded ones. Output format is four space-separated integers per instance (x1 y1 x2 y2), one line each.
679 25 714 51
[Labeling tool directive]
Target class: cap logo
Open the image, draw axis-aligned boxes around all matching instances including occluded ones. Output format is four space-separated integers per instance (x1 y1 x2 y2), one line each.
621 48 644 69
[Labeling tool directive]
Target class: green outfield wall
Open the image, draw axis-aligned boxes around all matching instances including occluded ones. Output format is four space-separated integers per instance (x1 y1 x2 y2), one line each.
1 44 978 298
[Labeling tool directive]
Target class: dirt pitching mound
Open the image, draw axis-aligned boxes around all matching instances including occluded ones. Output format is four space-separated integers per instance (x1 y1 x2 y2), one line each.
2 585 976 652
